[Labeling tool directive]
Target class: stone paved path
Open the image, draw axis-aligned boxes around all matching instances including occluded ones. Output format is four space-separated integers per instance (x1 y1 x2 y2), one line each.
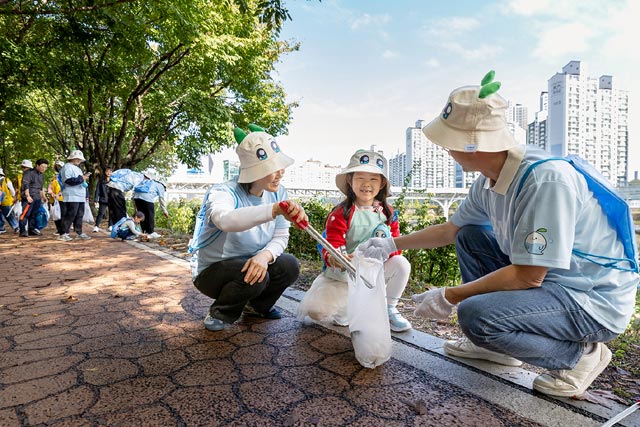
0 228 614 426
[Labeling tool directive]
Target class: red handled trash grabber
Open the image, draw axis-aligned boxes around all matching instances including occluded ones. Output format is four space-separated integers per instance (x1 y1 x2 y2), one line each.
279 201 374 289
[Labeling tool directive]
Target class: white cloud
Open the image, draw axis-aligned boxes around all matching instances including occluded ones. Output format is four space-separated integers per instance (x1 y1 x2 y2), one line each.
531 22 593 60
425 16 480 37
441 42 503 61
350 13 391 30
423 58 440 68
382 50 398 59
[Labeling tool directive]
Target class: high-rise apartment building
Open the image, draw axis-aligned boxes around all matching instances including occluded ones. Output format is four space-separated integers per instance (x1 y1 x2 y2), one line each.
281 159 343 190
547 60 630 186
398 120 455 189
389 151 407 187
527 92 548 150
222 159 240 182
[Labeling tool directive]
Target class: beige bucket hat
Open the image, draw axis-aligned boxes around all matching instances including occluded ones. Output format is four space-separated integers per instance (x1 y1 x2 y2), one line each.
335 149 389 196
234 124 294 183
422 71 518 153
67 150 86 162
20 159 33 168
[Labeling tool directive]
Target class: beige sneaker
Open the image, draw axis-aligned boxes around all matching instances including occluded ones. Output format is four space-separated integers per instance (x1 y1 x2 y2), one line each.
444 337 523 367
533 342 612 397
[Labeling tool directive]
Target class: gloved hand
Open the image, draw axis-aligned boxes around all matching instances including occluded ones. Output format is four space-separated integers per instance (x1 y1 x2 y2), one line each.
356 237 397 262
412 287 455 320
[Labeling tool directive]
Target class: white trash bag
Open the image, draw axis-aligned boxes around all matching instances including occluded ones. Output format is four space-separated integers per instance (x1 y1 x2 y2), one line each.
50 199 61 221
82 200 95 224
348 254 391 369
297 271 348 325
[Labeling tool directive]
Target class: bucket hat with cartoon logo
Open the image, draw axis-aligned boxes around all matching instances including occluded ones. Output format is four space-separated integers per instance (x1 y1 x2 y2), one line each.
422 70 519 153
234 124 294 183
335 149 390 197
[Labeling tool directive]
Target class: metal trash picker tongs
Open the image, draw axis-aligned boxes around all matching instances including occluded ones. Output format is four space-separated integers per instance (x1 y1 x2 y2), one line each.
279 201 374 289
601 400 639 427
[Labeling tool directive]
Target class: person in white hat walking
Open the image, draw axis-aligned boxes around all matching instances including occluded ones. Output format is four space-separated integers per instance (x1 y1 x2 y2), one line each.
59 150 91 241
0 167 19 233
190 124 306 331
358 71 639 398
131 169 168 239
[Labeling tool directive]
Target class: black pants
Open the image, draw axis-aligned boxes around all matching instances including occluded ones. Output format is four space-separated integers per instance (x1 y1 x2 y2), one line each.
62 201 84 235
94 202 110 228
54 201 66 234
133 198 155 233
107 187 126 225
194 253 300 323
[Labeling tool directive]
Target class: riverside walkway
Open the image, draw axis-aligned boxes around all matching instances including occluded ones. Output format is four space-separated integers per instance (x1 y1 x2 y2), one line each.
1 229 637 426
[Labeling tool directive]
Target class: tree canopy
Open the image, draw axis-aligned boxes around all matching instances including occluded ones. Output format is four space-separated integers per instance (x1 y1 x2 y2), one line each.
0 0 299 180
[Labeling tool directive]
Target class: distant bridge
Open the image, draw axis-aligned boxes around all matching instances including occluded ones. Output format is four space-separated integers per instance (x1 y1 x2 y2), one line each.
166 181 469 220
167 179 640 215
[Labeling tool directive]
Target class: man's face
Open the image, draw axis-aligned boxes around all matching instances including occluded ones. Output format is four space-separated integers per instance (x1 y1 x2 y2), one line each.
36 163 48 173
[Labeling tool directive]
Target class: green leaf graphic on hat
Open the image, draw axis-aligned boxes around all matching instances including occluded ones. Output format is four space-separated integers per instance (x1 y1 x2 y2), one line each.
478 70 501 99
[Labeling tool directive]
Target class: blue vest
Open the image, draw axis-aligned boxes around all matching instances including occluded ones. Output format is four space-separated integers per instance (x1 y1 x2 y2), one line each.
516 155 638 273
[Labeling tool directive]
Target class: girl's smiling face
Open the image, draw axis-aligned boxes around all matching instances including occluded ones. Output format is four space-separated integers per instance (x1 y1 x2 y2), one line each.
349 172 383 206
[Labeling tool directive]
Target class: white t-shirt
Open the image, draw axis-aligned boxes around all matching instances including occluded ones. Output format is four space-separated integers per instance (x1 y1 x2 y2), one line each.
450 146 639 333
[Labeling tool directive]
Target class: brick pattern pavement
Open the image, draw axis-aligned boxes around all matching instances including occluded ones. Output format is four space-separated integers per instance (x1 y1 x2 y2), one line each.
1 230 545 426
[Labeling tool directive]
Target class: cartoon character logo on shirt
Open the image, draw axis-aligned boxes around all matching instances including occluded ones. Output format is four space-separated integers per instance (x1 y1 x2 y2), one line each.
371 223 389 239
524 228 547 255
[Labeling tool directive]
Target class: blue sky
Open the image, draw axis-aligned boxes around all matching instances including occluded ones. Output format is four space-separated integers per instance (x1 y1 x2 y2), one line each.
261 0 639 178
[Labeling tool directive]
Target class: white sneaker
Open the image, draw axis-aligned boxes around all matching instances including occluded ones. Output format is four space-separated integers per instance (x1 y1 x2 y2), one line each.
93 226 100 233
58 234 73 242
148 232 161 239
388 306 412 332
533 343 612 397
77 233 91 240
108 226 112 232
444 337 523 367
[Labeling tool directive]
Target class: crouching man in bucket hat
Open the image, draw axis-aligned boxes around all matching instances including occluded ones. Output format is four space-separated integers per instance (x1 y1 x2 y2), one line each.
358 71 639 398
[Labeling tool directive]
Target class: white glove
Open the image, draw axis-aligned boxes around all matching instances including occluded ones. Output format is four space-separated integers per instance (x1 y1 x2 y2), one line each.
356 237 397 262
412 287 455 320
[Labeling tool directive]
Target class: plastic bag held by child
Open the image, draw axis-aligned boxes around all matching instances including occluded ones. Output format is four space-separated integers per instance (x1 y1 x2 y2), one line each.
348 253 392 368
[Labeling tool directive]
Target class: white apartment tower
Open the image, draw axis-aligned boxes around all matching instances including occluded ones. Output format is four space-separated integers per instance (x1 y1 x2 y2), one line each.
548 60 630 186
282 159 342 190
389 151 407 187
404 120 455 189
527 92 548 150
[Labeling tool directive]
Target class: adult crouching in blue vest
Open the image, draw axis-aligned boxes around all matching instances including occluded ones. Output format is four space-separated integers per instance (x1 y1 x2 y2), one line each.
132 170 168 239
359 71 639 398
59 150 91 242
189 124 307 332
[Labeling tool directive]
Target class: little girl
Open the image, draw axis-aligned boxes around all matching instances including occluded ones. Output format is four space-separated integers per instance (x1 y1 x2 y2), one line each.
298 149 412 332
